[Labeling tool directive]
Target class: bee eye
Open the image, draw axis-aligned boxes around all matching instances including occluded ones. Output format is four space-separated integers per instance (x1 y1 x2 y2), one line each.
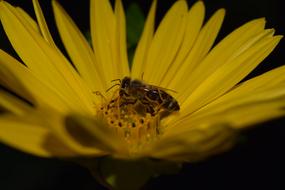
121 78 131 88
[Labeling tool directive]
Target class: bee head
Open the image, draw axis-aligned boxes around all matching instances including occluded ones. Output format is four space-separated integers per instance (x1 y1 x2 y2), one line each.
130 79 144 88
121 77 131 89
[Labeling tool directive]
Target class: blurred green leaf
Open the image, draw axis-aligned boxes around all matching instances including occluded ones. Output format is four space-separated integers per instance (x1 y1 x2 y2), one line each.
76 156 181 190
126 3 145 64
126 3 145 47
98 157 182 190
84 31 92 47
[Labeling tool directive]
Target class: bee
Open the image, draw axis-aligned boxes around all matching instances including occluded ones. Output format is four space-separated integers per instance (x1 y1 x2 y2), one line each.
109 77 180 116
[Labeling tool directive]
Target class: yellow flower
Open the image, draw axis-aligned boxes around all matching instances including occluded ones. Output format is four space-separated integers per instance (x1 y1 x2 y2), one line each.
0 0 284 164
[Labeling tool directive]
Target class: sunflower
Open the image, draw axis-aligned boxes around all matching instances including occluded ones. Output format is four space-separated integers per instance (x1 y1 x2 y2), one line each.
0 0 284 189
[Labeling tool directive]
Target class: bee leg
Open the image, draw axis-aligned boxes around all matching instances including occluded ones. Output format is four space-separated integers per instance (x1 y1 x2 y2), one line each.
107 97 119 109
120 98 137 107
146 106 156 116
139 98 156 116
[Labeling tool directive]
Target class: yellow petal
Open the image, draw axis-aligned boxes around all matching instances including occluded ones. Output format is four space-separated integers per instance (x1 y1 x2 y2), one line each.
175 18 266 103
52 0 106 93
181 35 282 114
0 115 51 157
0 113 79 157
90 0 117 84
41 109 107 156
131 0 157 78
16 7 40 33
65 114 128 156
147 123 236 161
212 65 285 100
166 73 285 132
185 67 285 127
115 0 130 78
33 0 100 105
0 2 94 114
0 54 34 103
167 8 225 91
32 0 57 47
142 0 188 84
0 90 32 115
0 50 71 113
161 1 205 86
189 97 285 129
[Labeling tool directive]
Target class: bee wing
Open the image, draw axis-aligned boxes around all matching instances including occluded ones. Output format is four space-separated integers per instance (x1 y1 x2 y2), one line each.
150 85 177 94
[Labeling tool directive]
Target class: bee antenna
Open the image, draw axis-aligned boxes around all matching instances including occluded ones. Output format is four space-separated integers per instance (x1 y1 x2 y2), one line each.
106 83 120 93
111 79 121 83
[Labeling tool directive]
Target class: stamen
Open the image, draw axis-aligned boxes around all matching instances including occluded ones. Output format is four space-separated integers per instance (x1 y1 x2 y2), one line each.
95 90 161 153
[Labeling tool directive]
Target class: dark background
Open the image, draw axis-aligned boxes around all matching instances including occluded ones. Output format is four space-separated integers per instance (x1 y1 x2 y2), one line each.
0 0 284 189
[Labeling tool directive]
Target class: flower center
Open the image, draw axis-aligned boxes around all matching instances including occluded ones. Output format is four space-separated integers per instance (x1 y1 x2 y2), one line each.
94 76 180 154
96 92 161 152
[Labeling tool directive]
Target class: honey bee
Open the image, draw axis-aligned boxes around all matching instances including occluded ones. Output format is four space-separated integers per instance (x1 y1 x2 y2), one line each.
109 77 180 116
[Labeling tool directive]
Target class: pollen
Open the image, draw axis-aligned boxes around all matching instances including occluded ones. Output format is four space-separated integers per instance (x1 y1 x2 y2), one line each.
96 95 161 153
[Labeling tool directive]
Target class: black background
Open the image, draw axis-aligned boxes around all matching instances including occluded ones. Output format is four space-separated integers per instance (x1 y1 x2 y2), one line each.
0 0 285 189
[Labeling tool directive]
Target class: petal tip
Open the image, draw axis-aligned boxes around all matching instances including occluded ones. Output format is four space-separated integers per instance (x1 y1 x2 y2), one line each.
195 0 205 8
51 0 60 10
218 8 226 17
173 0 188 11
256 17 266 27
274 35 283 41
